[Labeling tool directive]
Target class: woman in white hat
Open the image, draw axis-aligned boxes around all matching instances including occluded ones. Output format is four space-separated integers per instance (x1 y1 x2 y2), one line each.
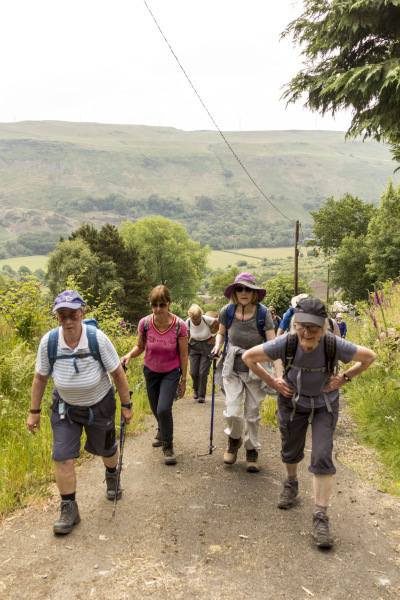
212 273 278 473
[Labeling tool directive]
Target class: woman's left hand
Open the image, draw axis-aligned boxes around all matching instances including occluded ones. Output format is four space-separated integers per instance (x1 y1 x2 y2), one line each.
178 380 186 398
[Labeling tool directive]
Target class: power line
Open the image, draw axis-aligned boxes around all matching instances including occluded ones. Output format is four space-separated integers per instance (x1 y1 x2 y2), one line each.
143 0 293 222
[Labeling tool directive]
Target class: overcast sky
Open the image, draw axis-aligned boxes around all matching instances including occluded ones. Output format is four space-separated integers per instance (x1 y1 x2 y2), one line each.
1 0 352 132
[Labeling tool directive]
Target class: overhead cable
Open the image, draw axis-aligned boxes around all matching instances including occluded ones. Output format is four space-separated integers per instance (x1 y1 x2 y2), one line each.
143 0 293 222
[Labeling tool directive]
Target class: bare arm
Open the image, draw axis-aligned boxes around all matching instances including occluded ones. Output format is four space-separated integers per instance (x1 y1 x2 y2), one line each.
177 336 189 398
212 324 226 356
324 345 376 392
110 364 133 424
27 372 48 434
120 332 145 365
243 341 294 398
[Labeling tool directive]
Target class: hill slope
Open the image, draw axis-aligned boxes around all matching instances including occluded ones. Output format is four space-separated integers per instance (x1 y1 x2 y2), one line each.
0 121 398 250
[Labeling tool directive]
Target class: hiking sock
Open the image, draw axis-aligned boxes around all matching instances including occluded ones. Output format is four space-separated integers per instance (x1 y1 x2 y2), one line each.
106 466 117 473
315 504 328 514
61 493 76 502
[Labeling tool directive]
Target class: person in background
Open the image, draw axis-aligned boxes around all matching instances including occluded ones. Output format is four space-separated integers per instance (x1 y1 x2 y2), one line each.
212 273 278 473
28 290 133 535
269 307 282 335
243 297 376 548
277 293 308 336
120 286 188 466
336 313 347 338
186 304 219 403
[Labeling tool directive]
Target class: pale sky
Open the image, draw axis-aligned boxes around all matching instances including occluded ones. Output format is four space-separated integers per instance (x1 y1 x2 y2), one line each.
1 0 352 132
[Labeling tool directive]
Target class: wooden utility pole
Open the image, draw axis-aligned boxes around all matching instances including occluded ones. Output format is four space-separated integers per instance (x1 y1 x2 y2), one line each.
327 263 330 306
294 220 299 295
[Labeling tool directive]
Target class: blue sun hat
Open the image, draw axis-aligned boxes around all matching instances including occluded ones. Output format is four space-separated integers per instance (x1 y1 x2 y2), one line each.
52 290 86 313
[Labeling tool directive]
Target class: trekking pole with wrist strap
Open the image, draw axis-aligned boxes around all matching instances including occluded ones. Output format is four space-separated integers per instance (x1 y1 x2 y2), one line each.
112 361 131 517
208 353 218 454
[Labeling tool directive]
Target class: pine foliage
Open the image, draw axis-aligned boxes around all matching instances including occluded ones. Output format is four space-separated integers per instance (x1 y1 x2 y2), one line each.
282 0 400 162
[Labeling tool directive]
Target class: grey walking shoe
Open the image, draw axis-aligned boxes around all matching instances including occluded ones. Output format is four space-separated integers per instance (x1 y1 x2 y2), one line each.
246 448 260 472
312 511 334 548
105 469 122 501
277 478 299 509
162 442 177 465
53 500 80 535
223 437 243 464
152 428 162 447
198 396 205 403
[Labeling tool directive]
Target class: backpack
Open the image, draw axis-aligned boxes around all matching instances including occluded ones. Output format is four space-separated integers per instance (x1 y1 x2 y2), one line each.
283 330 338 422
142 315 182 349
222 302 268 357
47 318 105 378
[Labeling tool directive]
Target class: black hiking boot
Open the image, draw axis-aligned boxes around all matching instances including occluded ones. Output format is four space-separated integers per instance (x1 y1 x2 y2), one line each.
223 437 242 464
246 448 260 472
277 478 299 509
162 442 177 465
152 428 162 447
312 511 334 548
53 500 80 535
105 469 122 501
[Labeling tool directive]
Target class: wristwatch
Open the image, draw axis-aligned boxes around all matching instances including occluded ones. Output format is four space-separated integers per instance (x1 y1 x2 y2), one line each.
121 402 133 409
343 372 352 383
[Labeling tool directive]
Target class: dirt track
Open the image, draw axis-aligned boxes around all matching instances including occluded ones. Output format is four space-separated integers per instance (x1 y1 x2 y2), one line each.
1 392 400 600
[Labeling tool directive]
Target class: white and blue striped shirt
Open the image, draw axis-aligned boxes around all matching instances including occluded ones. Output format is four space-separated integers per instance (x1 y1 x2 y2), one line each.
36 324 120 406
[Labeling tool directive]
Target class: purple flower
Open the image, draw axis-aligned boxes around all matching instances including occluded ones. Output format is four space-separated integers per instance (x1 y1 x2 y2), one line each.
368 291 372 303
370 313 377 328
374 288 380 307
380 289 384 304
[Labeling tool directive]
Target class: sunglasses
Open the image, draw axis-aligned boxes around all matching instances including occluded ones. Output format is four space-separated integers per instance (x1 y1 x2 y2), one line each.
295 324 321 334
235 286 252 293
151 302 168 308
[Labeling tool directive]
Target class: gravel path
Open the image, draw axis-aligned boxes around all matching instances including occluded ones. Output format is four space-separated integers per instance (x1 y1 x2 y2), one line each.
1 392 400 599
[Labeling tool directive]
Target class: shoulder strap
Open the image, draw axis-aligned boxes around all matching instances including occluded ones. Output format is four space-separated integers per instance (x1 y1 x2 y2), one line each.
142 315 152 346
324 330 338 376
223 304 237 357
284 332 298 378
175 317 182 340
47 327 60 378
256 302 268 341
85 324 106 372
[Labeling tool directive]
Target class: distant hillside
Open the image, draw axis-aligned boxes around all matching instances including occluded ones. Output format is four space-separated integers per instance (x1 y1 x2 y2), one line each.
0 121 398 254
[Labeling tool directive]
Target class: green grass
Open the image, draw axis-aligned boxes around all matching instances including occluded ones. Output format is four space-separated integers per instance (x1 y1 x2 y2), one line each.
0 255 48 272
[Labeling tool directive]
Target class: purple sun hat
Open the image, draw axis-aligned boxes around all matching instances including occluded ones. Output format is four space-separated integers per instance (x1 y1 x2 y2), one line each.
224 273 266 301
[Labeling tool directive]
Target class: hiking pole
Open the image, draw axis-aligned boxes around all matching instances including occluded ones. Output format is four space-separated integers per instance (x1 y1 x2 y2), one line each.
208 353 218 454
112 361 131 518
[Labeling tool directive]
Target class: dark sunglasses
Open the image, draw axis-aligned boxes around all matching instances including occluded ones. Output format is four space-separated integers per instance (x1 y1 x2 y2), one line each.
151 302 168 308
235 285 252 293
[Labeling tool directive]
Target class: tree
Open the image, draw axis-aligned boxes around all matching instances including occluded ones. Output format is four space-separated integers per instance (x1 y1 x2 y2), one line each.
367 180 400 282
309 194 375 256
120 217 210 306
282 0 400 162
209 267 241 298
68 223 153 324
261 274 312 317
330 234 374 304
46 238 122 302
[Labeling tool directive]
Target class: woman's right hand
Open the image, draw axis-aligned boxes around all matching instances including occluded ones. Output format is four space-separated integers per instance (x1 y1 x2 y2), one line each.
273 376 294 398
211 344 222 357
120 353 132 366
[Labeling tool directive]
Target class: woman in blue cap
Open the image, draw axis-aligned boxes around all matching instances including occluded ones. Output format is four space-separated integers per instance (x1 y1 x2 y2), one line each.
212 273 278 473
27 290 132 535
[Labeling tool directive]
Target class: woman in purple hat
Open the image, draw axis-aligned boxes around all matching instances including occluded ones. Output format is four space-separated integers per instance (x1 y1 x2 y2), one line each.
212 273 278 473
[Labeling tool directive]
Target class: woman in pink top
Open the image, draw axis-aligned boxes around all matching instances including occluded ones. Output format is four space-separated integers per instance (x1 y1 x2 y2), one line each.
121 286 188 465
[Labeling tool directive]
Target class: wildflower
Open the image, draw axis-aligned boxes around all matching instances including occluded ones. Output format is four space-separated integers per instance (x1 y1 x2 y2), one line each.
368 291 372 304
370 313 377 328
374 287 380 307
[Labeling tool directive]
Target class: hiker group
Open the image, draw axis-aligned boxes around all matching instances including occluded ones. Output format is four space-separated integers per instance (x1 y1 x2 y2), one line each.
28 275 376 549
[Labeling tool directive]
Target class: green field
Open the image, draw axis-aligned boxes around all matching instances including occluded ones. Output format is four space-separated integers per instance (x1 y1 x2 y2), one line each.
0 255 48 273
